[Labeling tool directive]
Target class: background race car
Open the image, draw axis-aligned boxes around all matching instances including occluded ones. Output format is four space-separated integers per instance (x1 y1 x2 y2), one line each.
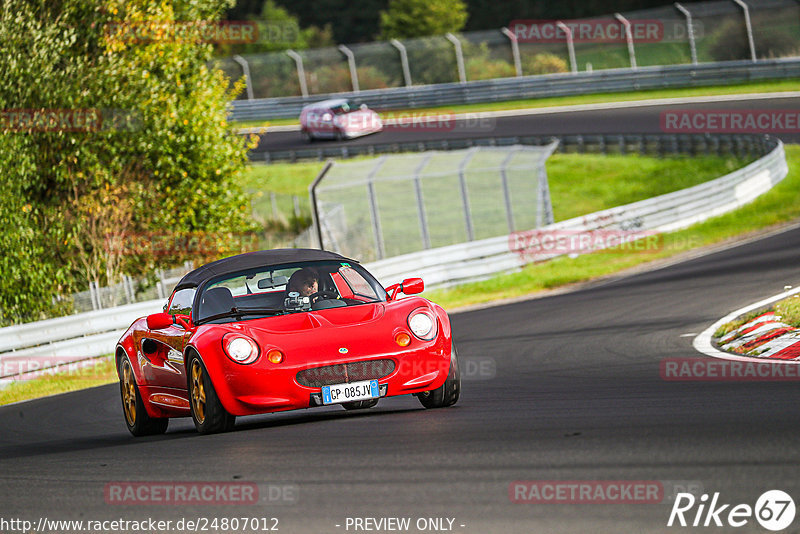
299 99 383 141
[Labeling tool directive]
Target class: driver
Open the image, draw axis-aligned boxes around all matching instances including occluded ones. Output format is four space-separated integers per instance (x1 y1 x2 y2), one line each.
287 267 319 298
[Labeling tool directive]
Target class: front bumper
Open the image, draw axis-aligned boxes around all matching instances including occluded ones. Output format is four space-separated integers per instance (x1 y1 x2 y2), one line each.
210 340 450 416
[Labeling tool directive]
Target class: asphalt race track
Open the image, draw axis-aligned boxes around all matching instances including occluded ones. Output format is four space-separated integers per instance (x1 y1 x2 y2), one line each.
253 95 800 155
3 221 800 532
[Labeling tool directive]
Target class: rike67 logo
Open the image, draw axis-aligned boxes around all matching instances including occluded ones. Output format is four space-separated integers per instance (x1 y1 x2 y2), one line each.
668 490 795 531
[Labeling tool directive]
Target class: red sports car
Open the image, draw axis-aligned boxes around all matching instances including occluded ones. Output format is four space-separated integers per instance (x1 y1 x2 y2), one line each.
116 249 460 435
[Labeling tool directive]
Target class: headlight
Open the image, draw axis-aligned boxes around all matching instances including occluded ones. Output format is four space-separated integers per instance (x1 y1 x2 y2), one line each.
223 334 260 364
408 309 437 340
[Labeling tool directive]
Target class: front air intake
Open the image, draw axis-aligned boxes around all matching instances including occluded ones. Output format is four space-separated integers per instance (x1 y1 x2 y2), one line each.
296 359 396 387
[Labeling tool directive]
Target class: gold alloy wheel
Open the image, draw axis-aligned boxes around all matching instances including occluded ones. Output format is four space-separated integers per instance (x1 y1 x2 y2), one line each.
190 359 206 424
121 360 137 426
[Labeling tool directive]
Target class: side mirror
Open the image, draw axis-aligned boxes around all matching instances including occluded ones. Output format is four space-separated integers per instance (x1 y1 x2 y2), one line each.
401 278 424 295
387 277 425 300
146 312 173 330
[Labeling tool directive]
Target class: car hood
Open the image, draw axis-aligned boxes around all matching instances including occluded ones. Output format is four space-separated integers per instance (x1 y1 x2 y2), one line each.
247 302 385 334
191 298 437 367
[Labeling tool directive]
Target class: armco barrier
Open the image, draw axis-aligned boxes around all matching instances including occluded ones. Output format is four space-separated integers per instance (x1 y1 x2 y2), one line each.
0 300 161 354
231 58 800 122
0 300 162 380
255 131 774 164
0 134 786 379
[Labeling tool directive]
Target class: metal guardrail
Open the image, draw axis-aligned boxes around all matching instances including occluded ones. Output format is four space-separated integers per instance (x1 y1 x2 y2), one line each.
0 299 162 354
366 135 787 288
231 58 800 122
0 133 786 379
256 132 775 163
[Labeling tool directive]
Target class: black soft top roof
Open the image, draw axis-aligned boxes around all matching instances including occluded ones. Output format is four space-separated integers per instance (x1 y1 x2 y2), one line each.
175 248 356 289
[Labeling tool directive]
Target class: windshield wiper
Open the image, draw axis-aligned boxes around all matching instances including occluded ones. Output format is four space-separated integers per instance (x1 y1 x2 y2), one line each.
197 307 285 325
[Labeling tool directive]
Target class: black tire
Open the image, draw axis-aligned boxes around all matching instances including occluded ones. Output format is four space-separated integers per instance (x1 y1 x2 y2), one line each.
417 344 461 409
119 356 169 436
334 129 345 141
301 130 314 143
187 353 236 434
342 399 379 410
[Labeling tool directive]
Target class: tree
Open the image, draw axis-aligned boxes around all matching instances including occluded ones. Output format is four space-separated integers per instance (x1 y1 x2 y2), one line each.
379 0 468 40
0 0 257 324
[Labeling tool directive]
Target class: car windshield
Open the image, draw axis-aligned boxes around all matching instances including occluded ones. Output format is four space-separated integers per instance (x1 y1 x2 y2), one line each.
195 260 386 324
330 100 358 115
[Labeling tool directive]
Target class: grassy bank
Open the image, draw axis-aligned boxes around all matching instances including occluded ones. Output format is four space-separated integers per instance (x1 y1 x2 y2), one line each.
0 356 117 406
426 145 800 309
714 293 800 339
244 153 751 224
232 78 800 129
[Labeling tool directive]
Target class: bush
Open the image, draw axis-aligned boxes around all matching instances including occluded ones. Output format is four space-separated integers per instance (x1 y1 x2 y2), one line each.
707 18 796 61
465 41 516 81
524 53 569 75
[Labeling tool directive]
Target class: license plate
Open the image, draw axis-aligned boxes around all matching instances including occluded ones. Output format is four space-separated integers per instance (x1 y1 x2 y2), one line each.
321 379 379 405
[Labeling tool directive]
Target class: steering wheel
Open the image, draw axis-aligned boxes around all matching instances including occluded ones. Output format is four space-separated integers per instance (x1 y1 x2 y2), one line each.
309 290 338 301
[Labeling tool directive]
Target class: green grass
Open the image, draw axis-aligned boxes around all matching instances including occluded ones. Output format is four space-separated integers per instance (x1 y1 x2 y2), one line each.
243 153 751 224
243 161 321 225
547 154 748 221
243 161 323 196
713 311 765 339
0 356 117 406
776 296 800 327
424 145 800 309
713 294 800 340
231 78 800 129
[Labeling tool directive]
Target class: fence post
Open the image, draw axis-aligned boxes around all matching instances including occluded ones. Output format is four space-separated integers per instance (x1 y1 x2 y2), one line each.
293 195 301 218
89 281 99 311
232 55 254 100
614 13 638 70
338 44 360 93
413 154 433 249
390 39 413 87
156 269 166 300
309 160 334 249
458 148 477 240
556 21 578 73
366 156 388 259
538 141 559 226
286 49 309 97
123 275 134 304
500 148 519 232
732 0 757 62
674 3 698 65
270 192 279 219
501 27 523 77
446 33 467 84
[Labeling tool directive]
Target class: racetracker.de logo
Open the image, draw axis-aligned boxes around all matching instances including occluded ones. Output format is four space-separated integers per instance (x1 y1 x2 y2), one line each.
104 482 298 505
660 358 800 381
0 109 141 133
106 231 260 257
104 21 261 44
510 19 664 43
510 481 663 504
509 229 662 262
661 110 800 134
